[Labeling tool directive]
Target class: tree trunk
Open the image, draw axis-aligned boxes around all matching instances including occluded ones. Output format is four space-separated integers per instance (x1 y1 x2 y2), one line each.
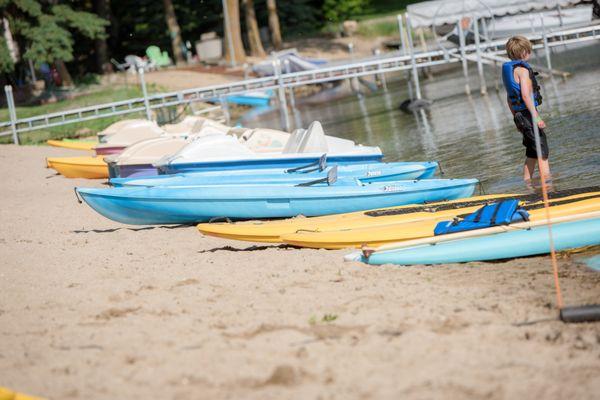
2 17 19 63
242 0 265 57
162 0 185 64
93 0 112 73
266 0 282 50
55 60 74 87
223 0 246 65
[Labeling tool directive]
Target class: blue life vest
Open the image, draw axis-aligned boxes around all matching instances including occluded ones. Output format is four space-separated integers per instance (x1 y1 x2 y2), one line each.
433 199 530 236
502 60 543 112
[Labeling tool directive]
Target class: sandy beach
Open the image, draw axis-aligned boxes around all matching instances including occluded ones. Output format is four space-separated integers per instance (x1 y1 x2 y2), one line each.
1 144 599 399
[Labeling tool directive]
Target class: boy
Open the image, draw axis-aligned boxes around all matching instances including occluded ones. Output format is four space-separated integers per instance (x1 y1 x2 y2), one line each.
502 36 551 186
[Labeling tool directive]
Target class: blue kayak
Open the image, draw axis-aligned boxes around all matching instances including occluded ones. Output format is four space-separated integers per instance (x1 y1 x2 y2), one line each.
76 178 478 225
109 161 438 187
361 217 600 265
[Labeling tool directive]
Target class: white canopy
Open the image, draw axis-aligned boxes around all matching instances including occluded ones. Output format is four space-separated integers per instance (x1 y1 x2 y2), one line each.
406 0 584 27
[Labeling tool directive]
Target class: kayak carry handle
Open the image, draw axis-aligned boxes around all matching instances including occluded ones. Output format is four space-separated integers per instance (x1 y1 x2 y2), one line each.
296 165 338 187
285 154 327 174
74 188 82 204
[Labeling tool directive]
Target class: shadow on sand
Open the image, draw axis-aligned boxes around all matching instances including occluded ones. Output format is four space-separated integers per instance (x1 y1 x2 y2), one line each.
72 224 191 234
198 244 298 253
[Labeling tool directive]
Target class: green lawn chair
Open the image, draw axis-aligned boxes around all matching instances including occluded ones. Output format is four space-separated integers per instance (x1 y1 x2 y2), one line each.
146 46 172 68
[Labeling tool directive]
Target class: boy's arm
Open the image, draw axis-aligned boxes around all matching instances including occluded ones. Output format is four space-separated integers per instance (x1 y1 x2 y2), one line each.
517 67 546 129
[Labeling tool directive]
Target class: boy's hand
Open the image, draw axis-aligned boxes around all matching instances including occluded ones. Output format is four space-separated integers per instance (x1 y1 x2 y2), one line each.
533 114 546 129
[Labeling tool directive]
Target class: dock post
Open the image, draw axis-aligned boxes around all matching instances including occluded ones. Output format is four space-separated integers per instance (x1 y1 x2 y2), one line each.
397 15 407 55
283 60 296 109
472 16 487 95
5 85 19 144
273 60 291 132
373 49 388 91
540 14 553 71
219 95 231 125
404 13 422 100
457 19 471 95
138 68 152 120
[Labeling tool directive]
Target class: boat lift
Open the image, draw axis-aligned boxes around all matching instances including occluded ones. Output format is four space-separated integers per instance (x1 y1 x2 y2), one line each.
1 21 599 142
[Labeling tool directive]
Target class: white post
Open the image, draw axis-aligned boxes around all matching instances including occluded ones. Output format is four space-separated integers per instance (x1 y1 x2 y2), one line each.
273 60 290 132
284 59 297 110
457 18 471 95
404 13 422 100
397 15 407 55
219 95 231 125
473 16 487 95
373 49 387 91
138 68 152 120
540 13 553 70
222 0 236 67
5 85 19 145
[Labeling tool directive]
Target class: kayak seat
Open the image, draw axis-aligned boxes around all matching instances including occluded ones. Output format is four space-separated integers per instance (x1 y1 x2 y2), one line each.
434 199 530 236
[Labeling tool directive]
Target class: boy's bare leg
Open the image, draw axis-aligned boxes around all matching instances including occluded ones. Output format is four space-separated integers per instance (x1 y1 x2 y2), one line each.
538 158 551 180
523 157 537 183
538 158 554 191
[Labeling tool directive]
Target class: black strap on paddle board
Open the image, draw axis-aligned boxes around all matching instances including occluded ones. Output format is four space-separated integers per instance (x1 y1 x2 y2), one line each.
285 154 327 174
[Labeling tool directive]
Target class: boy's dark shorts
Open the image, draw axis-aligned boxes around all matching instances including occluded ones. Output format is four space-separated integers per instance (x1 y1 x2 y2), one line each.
513 110 549 159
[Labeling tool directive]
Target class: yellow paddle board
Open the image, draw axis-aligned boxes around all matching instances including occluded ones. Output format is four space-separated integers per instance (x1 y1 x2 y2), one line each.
47 139 96 151
197 194 516 243
198 191 600 246
0 386 46 400
46 156 108 179
281 194 600 249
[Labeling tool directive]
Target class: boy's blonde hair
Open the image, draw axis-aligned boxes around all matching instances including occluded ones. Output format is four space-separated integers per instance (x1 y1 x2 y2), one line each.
506 36 532 60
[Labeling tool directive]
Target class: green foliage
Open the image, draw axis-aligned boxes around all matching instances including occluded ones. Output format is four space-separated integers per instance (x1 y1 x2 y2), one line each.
0 0 108 72
23 16 74 64
0 36 14 72
308 313 339 324
323 0 370 24
51 5 107 40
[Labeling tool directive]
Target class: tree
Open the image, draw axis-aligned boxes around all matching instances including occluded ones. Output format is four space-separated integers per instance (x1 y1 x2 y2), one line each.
242 0 265 57
322 0 369 24
223 0 246 65
0 1 108 84
162 0 185 64
266 0 281 49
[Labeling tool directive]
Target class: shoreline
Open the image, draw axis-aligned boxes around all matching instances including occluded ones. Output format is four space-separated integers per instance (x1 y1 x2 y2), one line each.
1 144 599 399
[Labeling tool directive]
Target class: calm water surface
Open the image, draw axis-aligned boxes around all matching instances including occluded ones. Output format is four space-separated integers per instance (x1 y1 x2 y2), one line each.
251 45 600 193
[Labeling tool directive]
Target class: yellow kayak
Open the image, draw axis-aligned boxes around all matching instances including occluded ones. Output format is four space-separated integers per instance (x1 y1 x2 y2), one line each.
0 386 45 400
47 139 96 151
46 156 108 179
281 193 600 249
198 189 600 247
197 194 516 243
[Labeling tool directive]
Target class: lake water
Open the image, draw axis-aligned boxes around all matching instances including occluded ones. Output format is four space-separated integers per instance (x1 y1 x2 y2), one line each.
251 44 600 193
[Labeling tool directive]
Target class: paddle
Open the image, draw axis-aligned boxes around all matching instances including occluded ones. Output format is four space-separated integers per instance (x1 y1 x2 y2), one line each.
296 165 338 187
285 154 327 174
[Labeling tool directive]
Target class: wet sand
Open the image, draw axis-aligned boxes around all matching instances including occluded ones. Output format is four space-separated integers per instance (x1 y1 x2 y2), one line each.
1 144 599 399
